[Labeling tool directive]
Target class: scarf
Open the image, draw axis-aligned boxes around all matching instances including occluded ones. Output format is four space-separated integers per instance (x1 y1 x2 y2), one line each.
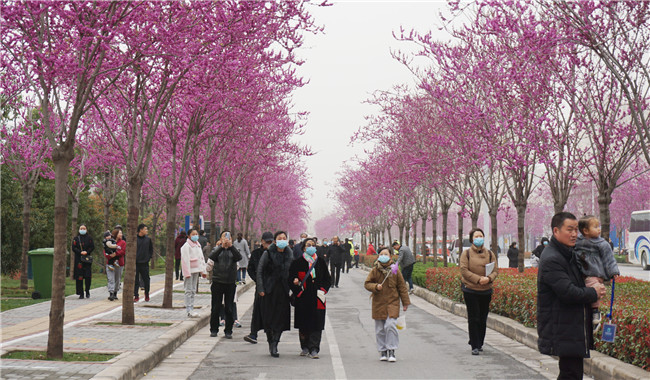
303 252 317 279
186 238 200 249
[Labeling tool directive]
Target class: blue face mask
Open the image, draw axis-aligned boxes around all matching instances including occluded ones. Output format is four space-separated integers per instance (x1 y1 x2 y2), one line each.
543 241 548 246
276 240 288 249
79 229 87 235
378 255 390 263
473 237 484 247
306 246 317 255
191 235 199 242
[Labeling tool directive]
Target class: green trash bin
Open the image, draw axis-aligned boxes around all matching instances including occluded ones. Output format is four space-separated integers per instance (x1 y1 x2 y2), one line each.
28 248 54 299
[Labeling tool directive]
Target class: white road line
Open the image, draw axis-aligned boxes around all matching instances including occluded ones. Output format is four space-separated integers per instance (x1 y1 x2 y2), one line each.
1 282 183 347
325 314 347 380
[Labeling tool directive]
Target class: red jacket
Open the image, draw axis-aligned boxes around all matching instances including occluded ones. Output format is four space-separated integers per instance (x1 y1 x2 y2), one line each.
367 244 376 255
105 239 126 266
174 235 186 259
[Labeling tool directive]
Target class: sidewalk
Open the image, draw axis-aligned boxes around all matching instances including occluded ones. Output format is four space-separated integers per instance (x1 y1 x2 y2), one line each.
0 273 253 380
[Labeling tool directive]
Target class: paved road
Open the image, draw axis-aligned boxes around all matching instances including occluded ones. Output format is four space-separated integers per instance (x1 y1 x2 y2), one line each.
146 268 573 380
617 263 650 281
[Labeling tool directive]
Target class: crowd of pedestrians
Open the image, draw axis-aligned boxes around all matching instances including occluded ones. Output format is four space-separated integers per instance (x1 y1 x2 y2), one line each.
72 209 614 379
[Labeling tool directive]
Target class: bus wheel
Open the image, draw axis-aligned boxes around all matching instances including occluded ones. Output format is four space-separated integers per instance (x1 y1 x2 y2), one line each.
642 253 650 271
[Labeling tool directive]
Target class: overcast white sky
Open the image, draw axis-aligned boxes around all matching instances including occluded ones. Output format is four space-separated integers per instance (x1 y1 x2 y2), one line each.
292 1 451 228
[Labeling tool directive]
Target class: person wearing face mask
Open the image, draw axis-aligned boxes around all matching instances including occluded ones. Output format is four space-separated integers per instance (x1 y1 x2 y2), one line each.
257 231 294 357
289 238 332 359
460 228 499 355
243 231 274 344
72 224 95 299
207 230 242 338
364 248 410 363
532 237 550 259
181 228 207 318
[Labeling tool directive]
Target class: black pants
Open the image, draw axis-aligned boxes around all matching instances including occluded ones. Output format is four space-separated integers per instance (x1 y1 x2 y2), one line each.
330 263 341 286
220 301 238 321
354 256 359 268
558 356 583 380
76 277 91 295
175 258 182 280
463 291 491 350
344 255 352 272
401 263 414 290
211 282 236 334
250 292 261 338
299 329 323 353
134 263 150 297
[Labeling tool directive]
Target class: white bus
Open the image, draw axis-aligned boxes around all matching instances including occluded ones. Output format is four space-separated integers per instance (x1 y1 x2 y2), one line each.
628 210 650 270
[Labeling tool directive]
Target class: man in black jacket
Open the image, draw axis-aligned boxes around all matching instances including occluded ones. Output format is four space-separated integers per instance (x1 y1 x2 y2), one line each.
537 212 606 380
243 231 273 344
134 224 153 302
208 231 242 339
328 236 345 288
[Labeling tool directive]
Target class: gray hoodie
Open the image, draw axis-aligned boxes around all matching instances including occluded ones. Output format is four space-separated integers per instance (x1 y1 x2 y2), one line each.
574 235 620 280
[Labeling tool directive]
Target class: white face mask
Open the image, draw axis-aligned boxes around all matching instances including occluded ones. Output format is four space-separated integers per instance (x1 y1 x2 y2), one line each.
79 229 87 235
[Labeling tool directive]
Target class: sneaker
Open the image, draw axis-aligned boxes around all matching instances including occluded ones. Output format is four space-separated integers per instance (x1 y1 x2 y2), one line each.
225 333 233 339
108 265 115 271
188 312 200 318
244 335 257 344
388 350 396 362
471 348 479 355
234 321 242 328
219 320 225 326
210 332 218 337
145 294 150 302
86 291 90 298
242 280 246 284
408 289 414 295
309 350 319 359
379 351 388 361
478 347 483 352
134 296 139 302
300 348 309 356
79 294 84 299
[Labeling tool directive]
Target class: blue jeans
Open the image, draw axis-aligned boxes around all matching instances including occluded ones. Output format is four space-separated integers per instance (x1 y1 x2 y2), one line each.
401 263 414 290
236 268 246 282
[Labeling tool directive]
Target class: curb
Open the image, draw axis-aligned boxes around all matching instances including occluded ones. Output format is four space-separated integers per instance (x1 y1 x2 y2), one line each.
91 281 254 380
360 264 648 380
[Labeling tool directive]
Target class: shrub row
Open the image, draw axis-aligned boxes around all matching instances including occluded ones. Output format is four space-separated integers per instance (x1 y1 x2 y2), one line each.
419 264 650 371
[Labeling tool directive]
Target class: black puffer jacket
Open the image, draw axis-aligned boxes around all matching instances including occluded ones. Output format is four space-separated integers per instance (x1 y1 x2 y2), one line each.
537 237 598 358
256 244 293 295
209 245 242 284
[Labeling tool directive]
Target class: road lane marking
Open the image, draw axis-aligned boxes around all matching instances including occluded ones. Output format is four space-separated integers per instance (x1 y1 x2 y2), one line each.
325 314 347 380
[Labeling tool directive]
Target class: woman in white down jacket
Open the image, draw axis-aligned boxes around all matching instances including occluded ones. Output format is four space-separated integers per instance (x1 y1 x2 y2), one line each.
181 228 207 317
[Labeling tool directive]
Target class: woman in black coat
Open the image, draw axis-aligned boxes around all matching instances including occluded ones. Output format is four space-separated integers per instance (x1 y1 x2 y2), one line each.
289 238 331 359
72 224 95 299
507 242 519 268
257 231 294 357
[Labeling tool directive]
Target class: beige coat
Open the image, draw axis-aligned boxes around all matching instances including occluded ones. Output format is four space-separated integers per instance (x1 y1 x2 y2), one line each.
364 260 411 320
459 245 498 292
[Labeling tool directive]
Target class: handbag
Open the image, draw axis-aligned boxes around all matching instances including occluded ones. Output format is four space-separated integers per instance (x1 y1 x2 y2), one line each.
290 260 316 306
78 238 93 264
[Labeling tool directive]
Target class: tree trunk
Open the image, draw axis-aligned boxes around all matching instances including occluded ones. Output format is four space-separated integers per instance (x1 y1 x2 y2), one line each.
431 212 438 266
489 210 499 256
122 180 142 325
20 186 35 289
104 201 111 231
411 222 416 255
162 198 177 308
192 191 202 233
150 211 160 269
46 153 73 359
209 194 218 245
70 197 80 266
598 191 613 240
398 224 404 245
387 224 392 246
457 211 463 248
405 223 411 247
421 216 427 264
516 202 527 273
442 208 449 267
471 214 479 229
